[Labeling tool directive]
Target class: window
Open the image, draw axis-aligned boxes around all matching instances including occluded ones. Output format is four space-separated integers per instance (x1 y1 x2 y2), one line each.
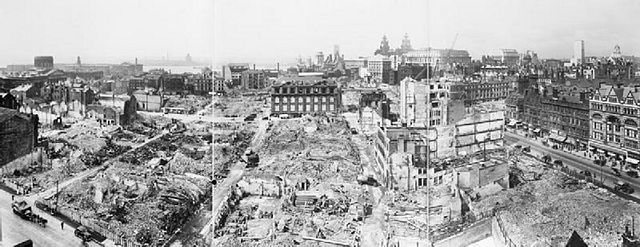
417 178 428 187
627 129 638 138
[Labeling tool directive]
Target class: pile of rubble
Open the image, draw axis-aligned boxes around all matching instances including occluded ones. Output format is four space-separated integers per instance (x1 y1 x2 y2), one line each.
252 115 359 182
216 114 373 246
214 94 265 117
5 121 133 193
164 95 211 112
52 129 211 246
471 157 640 246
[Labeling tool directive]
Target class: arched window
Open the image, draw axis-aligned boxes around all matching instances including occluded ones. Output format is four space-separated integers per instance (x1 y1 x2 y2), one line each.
606 115 620 124
625 119 638 127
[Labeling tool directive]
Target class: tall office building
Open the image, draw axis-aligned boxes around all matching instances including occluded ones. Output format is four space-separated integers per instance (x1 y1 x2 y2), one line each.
573 40 585 64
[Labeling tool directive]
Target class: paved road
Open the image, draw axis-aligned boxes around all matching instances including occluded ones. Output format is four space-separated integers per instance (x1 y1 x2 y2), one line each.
504 131 640 198
1 191 99 247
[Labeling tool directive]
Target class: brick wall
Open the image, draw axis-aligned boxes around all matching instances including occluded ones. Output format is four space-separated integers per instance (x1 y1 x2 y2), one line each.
0 115 35 166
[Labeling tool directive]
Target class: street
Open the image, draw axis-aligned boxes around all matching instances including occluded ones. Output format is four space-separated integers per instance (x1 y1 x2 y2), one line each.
504 131 640 198
2 190 96 247
208 117 270 237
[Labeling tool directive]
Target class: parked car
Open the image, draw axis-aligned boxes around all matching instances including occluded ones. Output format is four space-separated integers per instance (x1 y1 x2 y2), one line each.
579 170 593 178
627 170 639 178
612 168 622 177
615 181 635 194
553 160 564 167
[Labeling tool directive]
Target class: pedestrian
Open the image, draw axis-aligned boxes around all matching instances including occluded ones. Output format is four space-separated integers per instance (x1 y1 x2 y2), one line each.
61 222 64 230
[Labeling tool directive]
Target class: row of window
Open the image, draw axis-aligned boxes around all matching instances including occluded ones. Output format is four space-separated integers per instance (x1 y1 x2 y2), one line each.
273 103 335 112
273 86 337 94
592 131 640 148
274 96 335 104
591 102 640 115
592 128 639 139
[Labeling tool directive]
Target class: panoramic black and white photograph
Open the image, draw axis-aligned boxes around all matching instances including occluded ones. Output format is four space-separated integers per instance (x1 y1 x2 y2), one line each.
212 0 640 247
0 0 213 246
3 0 640 246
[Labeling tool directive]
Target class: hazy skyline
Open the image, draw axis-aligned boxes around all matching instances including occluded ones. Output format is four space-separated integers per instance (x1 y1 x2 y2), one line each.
215 0 640 66
0 0 213 67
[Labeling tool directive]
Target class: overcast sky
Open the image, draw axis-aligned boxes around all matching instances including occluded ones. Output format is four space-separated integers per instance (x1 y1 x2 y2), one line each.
0 0 212 67
215 0 640 66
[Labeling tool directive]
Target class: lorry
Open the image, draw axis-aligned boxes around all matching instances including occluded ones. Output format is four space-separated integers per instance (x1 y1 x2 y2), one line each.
12 200 47 227
615 181 635 194
242 149 260 167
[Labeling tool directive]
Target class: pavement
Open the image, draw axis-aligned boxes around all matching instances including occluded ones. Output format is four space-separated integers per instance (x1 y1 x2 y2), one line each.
504 131 640 198
2 189 100 247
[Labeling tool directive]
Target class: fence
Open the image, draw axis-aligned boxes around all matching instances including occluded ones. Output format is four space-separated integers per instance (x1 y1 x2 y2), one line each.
493 213 517 247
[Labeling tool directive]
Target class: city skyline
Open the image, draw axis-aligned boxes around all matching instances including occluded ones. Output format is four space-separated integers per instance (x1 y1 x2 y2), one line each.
0 0 213 67
214 0 640 65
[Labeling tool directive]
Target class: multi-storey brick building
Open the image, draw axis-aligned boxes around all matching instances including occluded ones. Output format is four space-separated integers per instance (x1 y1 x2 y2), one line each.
449 80 510 106
399 77 450 127
368 55 391 84
270 79 341 116
241 70 266 89
589 84 640 165
541 87 591 149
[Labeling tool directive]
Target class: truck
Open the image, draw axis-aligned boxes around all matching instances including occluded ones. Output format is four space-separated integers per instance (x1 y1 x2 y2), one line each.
242 149 260 167
615 181 635 194
12 200 47 227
